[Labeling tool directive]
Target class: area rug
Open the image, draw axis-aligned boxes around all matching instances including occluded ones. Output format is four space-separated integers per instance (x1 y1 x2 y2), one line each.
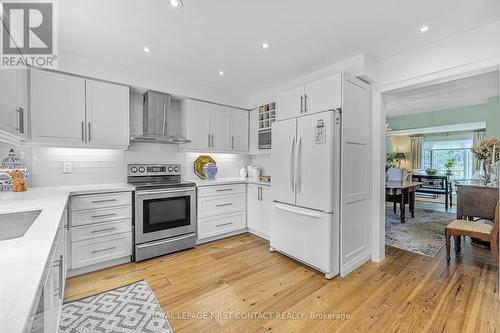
59 280 172 333
385 206 455 257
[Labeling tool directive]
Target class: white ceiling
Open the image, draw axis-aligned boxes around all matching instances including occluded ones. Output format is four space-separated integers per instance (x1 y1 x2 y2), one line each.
384 71 499 117
59 0 500 97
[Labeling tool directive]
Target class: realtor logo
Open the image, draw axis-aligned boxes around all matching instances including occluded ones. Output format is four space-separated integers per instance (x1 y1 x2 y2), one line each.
1 0 58 68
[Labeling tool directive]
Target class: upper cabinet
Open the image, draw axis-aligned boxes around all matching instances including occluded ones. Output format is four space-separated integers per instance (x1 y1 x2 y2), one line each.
85 79 129 147
228 108 249 152
276 73 342 121
0 67 28 142
30 70 86 145
181 99 248 153
30 69 129 149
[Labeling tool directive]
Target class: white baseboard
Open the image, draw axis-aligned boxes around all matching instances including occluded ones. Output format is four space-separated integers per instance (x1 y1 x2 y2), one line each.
196 228 247 245
247 228 270 241
67 256 131 277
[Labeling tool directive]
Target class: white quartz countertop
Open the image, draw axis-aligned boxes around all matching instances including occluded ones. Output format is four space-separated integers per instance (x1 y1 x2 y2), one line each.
0 183 134 333
193 177 271 187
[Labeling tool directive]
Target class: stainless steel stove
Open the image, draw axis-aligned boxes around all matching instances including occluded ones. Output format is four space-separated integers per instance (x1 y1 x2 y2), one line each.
128 164 196 262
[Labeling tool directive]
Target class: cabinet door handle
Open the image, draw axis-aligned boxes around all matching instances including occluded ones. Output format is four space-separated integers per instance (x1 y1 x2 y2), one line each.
208 134 211 148
216 222 233 227
211 134 214 148
91 246 116 254
15 107 24 133
216 203 233 207
300 95 303 113
58 254 63 299
304 94 308 112
90 199 117 204
232 136 234 149
90 227 117 234
81 122 85 142
90 213 117 219
88 122 92 142
258 186 262 201
216 188 233 192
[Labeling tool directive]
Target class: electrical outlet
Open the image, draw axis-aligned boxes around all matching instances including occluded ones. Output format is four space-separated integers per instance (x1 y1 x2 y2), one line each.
63 161 72 174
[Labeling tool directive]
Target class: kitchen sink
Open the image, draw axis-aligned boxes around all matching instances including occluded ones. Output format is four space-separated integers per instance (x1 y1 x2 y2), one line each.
0 210 42 241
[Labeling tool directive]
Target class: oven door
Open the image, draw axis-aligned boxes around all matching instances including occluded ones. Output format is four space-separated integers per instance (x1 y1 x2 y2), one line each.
135 188 196 244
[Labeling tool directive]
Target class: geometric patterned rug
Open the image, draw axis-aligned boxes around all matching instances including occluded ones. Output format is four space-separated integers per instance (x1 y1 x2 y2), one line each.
385 206 455 257
59 280 172 333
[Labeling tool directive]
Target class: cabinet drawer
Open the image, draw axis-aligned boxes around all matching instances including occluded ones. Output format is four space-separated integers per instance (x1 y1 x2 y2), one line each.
71 219 131 242
197 184 245 197
71 205 131 226
198 193 245 217
198 212 246 239
71 232 132 269
71 192 131 211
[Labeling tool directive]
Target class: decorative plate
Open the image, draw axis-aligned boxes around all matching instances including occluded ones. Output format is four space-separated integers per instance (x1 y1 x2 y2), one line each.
193 155 216 179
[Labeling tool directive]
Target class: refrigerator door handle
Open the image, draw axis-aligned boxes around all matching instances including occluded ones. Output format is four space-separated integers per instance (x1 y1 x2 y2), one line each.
275 203 322 218
290 136 295 193
296 137 302 194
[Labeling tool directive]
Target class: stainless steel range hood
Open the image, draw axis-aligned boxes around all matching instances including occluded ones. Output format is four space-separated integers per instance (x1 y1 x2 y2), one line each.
131 90 190 144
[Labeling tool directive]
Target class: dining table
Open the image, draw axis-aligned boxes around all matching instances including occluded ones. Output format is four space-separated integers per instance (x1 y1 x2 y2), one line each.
386 181 422 223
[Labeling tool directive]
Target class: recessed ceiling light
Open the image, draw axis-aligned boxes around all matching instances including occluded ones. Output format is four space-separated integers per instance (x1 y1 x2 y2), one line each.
143 47 153 53
169 0 183 8
218 70 225 76
261 42 270 49
419 25 431 33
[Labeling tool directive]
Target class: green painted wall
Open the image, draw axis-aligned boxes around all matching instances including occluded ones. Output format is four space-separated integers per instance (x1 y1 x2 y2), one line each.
386 96 500 153
388 96 500 136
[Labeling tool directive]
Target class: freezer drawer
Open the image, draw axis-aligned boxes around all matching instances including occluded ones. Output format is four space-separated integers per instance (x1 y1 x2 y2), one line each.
270 202 338 276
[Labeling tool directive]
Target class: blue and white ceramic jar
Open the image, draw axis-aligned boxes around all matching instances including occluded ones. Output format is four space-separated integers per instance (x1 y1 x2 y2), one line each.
203 162 218 180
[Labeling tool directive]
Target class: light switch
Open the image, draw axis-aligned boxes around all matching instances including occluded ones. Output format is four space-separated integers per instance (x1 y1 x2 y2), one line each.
63 161 72 174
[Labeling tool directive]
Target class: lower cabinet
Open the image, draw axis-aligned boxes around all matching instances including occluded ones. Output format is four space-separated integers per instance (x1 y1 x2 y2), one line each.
68 191 132 275
247 184 272 239
30 206 67 333
197 184 247 242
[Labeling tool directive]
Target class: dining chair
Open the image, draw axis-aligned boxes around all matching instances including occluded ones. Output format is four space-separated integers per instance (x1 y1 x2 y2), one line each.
445 201 499 261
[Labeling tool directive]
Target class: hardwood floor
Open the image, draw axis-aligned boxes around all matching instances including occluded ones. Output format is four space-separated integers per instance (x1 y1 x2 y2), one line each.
64 233 499 332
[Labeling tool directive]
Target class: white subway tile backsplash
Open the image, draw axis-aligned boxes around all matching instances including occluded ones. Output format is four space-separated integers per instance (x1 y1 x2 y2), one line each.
251 153 271 176
1 142 252 187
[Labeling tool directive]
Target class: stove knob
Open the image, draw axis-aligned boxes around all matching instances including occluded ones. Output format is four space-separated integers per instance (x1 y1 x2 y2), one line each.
138 167 145 173
168 167 174 172
174 166 180 172
130 167 137 173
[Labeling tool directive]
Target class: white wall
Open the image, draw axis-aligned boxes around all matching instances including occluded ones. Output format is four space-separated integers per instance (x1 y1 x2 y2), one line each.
248 53 377 108
58 48 249 109
124 143 251 180
251 154 271 176
371 20 500 262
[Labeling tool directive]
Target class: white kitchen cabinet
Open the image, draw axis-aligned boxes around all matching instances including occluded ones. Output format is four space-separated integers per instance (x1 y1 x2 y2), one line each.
304 75 342 115
69 191 132 275
181 99 248 152
30 69 130 148
276 73 342 121
249 108 259 153
30 70 86 145
0 26 28 143
276 85 304 121
180 99 212 149
246 184 271 239
211 105 229 150
85 79 129 147
197 184 247 242
228 107 249 152
0 69 27 141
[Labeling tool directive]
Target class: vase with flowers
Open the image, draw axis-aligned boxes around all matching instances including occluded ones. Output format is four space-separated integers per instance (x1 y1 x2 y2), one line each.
472 137 500 185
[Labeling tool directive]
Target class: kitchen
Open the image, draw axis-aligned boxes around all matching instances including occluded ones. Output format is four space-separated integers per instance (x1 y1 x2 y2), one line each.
1 1 500 332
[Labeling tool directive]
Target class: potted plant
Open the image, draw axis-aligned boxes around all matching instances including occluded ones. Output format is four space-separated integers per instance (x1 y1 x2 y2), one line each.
472 137 500 185
443 158 456 175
